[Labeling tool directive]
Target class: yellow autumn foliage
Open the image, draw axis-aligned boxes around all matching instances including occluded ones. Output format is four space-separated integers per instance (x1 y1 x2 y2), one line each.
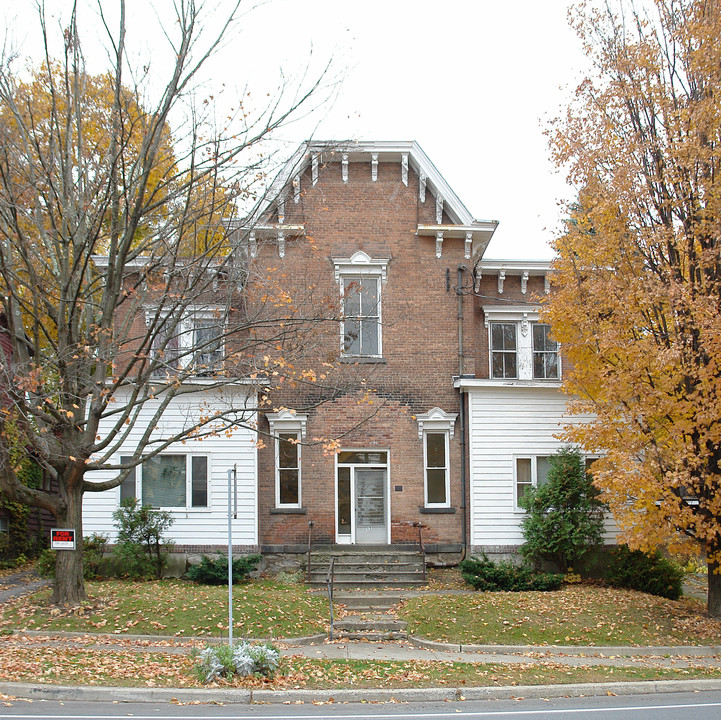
545 0 721 614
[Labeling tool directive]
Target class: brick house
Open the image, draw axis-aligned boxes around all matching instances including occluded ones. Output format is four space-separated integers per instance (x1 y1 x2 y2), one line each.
82 140 614 566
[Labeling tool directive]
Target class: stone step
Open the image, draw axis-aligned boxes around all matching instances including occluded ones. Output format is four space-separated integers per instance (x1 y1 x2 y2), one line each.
310 568 423 583
310 578 425 589
310 560 422 570
332 593 403 611
335 630 407 641
334 616 407 633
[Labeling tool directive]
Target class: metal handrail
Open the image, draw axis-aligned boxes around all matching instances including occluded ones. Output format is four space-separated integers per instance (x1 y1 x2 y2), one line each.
306 520 314 583
413 521 426 582
326 556 336 640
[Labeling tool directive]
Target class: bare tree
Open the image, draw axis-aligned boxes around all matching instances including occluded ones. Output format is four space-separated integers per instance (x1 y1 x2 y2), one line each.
0 0 340 605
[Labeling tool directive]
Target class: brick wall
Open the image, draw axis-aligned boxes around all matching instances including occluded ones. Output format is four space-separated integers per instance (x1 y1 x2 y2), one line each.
253 157 470 548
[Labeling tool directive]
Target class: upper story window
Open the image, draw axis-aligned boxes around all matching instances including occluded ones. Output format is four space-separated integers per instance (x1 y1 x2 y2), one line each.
532 323 559 379
120 454 208 509
148 308 224 377
484 306 560 381
267 410 308 509
333 251 389 359
491 323 517 379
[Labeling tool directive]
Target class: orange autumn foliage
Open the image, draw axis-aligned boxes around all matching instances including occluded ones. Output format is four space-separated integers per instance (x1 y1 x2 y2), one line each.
545 0 721 615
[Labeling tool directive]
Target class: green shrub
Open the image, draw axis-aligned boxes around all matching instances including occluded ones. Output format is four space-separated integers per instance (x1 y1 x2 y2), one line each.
187 553 261 585
606 545 684 600
112 499 174 579
460 555 563 592
520 447 605 573
35 533 108 579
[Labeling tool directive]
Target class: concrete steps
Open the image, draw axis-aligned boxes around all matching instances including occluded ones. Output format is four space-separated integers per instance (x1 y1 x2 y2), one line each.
333 613 407 641
308 546 426 589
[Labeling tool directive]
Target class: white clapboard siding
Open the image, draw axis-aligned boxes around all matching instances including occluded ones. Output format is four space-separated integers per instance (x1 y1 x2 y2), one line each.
83 384 258 546
466 384 617 549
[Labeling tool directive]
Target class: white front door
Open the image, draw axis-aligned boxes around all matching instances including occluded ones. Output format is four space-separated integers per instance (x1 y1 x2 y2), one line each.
336 450 389 544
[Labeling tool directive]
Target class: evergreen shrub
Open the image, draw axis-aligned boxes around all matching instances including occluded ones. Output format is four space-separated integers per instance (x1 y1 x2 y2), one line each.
520 447 605 573
187 553 261 585
112 499 174 579
606 545 684 600
460 554 563 592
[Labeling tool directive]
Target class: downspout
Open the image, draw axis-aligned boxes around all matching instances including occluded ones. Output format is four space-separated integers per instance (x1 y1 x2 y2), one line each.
426 265 469 568
457 265 468 564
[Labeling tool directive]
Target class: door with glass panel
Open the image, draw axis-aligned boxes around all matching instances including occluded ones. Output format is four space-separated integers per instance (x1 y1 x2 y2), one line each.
336 450 388 544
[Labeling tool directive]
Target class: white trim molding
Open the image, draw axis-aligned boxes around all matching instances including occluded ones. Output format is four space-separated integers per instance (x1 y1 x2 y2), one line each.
333 250 390 284
416 407 458 441
266 409 308 440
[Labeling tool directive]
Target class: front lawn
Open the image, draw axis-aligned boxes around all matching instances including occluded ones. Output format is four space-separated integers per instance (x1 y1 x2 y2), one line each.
0 636 720 689
399 585 721 646
0 579 328 639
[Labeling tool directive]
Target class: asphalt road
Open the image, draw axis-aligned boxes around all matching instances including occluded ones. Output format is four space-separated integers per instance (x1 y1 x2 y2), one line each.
3 691 721 719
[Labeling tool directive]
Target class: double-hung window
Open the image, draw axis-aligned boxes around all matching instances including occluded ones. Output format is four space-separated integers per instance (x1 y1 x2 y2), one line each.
416 407 457 509
192 318 224 375
147 308 225 377
515 455 551 508
532 324 559 379
333 251 389 360
119 454 208 509
267 410 307 509
277 433 300 505
491 323 517 379
424 432 449 506
341 275 380 357
484 306 560 381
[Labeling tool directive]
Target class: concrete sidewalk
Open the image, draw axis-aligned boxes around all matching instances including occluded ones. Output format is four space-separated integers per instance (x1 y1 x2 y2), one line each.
9 628 721 668
0 570 49 603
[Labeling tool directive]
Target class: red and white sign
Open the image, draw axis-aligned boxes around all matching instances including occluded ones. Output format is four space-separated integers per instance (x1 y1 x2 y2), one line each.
51 528 76 550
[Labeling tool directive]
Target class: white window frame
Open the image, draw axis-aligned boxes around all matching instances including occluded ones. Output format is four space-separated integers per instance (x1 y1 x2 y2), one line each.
416 407 457 508
514 455 552 510
333 251 389 359
483 306 561 381
119 453 211 510
490 321 518 379
267 410 308 509
146 306 225 376
532 323 560 380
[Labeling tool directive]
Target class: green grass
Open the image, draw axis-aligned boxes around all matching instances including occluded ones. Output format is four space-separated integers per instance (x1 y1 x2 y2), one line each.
399 585 721 646
0 579 328 638
0 639 720 689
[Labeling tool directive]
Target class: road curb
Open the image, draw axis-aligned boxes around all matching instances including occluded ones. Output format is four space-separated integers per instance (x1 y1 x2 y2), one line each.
407 636 721 657
3 678 721 705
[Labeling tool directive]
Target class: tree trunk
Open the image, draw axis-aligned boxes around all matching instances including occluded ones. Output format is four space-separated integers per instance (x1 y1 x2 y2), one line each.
50 479 87 606
708 541 721 619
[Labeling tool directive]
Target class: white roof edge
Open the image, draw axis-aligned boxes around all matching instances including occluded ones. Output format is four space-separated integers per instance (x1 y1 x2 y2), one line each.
479 259 553 272
279 140 495 229
453 377 563 391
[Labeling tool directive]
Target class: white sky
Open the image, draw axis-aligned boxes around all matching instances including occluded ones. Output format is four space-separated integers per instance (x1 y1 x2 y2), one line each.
2 0 590 260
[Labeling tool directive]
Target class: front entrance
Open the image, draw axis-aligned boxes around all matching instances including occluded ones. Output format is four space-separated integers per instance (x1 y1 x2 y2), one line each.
336 450 389 544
